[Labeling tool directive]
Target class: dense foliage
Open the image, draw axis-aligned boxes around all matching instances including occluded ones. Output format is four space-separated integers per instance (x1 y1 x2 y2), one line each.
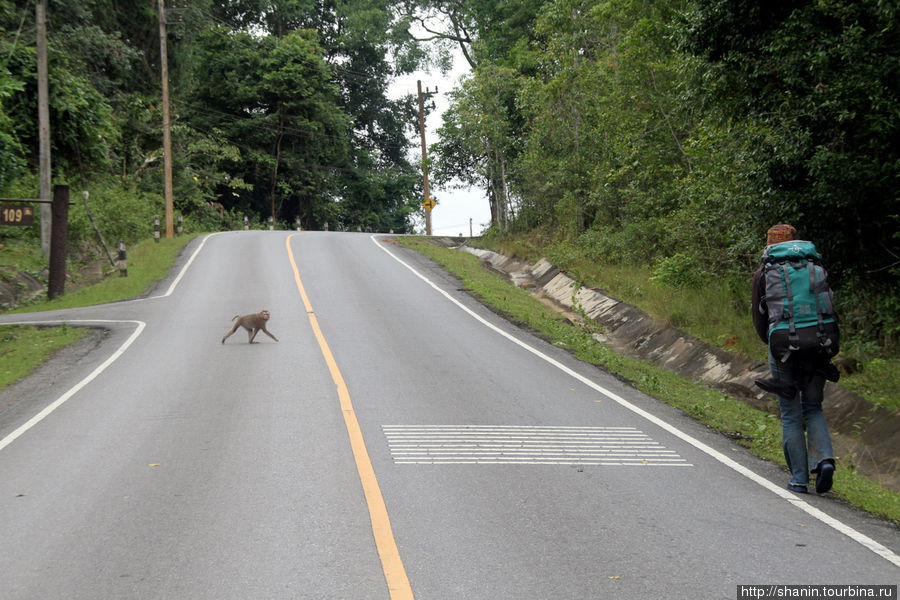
2 0 897 348
0 0 426 235
417 0 899 349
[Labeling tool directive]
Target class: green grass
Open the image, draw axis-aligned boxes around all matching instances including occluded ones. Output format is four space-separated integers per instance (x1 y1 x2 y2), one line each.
8 235 199 314
399 237 900 523
479 234 764 358
835 358 900 411
0 324 89 390
0 243 46 273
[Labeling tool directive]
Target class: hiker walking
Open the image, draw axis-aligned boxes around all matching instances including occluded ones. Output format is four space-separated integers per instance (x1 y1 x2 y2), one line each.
751 224 839 494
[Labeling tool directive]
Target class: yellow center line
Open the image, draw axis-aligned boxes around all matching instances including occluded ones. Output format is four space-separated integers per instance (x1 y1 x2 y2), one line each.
286 234 414 599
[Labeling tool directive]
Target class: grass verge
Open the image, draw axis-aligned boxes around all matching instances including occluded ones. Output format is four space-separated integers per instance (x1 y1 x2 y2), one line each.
398 237 900 524
0 325 88 391
7 235 199 314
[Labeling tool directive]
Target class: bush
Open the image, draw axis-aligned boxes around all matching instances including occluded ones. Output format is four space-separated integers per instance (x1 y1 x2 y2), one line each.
837 278 900 351
651 253 704 288
67 181 161 247
575 221 672 266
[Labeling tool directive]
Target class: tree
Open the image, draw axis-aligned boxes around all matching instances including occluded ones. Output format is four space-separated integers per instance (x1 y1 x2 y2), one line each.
202 0 424 231
187 27 349 225
395 0 477 68
0 0 426 232
433 66 522 230
0 51 24 187
325 0 423 232
395 0 545 69
0 1 121 180
683 0 900 283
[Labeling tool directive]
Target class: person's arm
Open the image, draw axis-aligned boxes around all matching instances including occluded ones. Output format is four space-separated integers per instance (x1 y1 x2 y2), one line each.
751 269 769 344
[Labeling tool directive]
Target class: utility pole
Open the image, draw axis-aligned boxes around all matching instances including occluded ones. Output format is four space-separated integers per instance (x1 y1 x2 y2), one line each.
36 0 51 255
417 80 434 236
157 0 174 238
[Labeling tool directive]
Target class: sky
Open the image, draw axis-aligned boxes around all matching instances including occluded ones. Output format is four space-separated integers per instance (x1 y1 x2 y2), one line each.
388 57 492 237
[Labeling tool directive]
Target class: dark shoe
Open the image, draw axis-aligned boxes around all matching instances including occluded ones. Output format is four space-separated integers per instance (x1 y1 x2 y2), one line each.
787 483 808 494
754 377 797 399
815 461 835 494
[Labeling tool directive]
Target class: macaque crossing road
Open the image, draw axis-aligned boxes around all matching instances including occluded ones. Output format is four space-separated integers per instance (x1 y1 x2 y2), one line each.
221 310 279 344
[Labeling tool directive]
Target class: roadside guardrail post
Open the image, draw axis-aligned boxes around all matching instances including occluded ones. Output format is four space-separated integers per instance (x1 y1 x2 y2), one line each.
117 240 127 277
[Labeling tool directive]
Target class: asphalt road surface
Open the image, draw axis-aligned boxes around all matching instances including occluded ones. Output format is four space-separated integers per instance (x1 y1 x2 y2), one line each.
0 231 897 599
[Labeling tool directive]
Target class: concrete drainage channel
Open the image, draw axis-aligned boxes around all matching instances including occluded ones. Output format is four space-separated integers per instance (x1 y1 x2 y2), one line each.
430 237 900 493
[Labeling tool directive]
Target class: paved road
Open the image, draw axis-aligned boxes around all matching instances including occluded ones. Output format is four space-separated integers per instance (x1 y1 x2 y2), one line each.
0 231 897 599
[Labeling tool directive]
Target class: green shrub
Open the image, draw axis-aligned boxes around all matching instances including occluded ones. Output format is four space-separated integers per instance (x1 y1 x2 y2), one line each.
651 253 704 288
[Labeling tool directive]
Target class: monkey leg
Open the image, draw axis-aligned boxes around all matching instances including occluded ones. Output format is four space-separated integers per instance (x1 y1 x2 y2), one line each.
221 323 241 344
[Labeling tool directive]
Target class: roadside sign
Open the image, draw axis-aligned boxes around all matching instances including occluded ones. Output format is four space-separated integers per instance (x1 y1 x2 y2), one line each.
1 204 34 226
424 197 436 211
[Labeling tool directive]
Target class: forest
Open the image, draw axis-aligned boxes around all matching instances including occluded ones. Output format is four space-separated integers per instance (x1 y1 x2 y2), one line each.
1 0 433 236
1 0 897 349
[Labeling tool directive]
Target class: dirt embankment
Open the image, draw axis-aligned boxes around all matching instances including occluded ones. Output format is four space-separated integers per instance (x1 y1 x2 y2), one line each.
0 256 110 310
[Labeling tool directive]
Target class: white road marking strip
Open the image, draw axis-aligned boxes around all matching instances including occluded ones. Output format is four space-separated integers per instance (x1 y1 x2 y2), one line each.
396 462 691 465
383 425 691 466
390 444 670 449
372 235 900 568
394 460 691 466
388 434 654 439
0 320 146 453
84 231 224 304
384 425 639 430
400 455 667 460
392 451 679 455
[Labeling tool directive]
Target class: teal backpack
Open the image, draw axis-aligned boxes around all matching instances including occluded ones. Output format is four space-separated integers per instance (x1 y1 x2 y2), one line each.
761 240 840 362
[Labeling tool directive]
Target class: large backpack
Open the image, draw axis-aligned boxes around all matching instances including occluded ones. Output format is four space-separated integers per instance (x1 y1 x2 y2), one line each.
761 240 840 363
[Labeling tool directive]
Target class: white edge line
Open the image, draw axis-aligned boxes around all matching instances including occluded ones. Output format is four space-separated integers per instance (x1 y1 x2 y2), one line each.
152 232 219 299
371 235 900 568
117 231 219 303
0 320 146 453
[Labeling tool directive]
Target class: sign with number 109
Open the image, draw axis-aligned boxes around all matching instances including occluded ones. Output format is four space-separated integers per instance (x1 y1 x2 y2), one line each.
1 204 34 226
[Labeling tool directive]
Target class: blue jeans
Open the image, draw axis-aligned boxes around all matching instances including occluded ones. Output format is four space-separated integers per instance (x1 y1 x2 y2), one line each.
768 351 835 487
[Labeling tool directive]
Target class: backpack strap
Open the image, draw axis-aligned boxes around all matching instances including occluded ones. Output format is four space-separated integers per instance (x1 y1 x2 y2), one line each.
808 261 834 352
778 263 800 362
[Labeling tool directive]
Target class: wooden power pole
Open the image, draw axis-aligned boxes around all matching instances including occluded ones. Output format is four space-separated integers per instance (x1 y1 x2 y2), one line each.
157 0 174 238
36 0 51 255
417 80 433 236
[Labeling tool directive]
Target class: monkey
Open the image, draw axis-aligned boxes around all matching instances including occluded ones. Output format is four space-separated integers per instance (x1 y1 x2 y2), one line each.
221 310 279 344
